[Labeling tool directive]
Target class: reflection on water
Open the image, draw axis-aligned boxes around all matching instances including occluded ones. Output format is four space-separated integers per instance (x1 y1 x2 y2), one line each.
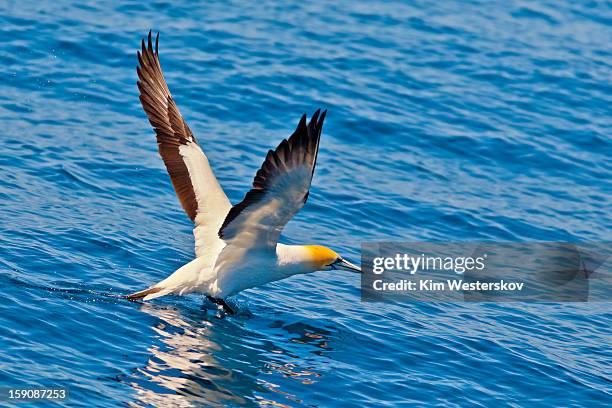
126 303 333 407
127 304 239 407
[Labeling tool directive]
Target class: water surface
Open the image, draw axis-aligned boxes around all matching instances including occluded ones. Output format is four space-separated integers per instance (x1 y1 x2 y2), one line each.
0 0 610 406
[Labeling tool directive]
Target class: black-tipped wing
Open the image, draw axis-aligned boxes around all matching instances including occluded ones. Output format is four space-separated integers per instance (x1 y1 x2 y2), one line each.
137 31 231 258
218 110 326 248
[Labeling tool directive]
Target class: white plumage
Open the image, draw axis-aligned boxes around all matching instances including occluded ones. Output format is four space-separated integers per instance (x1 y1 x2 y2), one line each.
127 32 360 312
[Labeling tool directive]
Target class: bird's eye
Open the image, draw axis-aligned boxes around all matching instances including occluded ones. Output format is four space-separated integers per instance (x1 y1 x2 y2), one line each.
327 258 343 268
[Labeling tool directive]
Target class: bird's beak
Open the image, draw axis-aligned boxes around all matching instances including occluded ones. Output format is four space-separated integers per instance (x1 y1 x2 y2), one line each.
332 258 362 274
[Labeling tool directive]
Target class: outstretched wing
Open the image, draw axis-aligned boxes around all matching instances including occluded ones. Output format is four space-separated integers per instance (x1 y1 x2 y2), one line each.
137 31 231 257
218 109 326 249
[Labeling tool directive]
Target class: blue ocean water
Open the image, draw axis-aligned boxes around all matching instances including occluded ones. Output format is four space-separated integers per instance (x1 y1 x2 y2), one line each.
0 0 610 406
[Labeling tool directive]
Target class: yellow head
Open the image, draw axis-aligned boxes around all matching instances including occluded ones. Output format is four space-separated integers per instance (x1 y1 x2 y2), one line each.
303 245 362 273
304 245 339 268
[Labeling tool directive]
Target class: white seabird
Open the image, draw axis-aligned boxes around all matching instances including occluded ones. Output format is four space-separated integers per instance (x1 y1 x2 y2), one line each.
126 32 361 313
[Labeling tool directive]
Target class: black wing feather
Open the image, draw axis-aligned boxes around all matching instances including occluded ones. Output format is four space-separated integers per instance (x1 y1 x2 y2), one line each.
137 31 200 220
218 110 326 240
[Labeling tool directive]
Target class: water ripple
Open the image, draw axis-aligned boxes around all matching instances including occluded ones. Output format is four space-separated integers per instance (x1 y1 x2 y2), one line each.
0 0 610 406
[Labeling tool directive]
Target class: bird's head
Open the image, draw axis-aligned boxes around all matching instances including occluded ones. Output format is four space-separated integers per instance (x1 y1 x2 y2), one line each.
304 245 362 273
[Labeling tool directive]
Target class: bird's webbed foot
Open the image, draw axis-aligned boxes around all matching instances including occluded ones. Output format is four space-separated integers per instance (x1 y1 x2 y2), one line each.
206 296 236 315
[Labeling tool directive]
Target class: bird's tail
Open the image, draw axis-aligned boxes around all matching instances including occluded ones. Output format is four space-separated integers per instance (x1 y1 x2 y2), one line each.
125 286 169 301
125 257 209 301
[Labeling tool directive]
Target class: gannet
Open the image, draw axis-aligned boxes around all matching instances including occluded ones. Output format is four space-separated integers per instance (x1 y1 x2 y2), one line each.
126 32 361 313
